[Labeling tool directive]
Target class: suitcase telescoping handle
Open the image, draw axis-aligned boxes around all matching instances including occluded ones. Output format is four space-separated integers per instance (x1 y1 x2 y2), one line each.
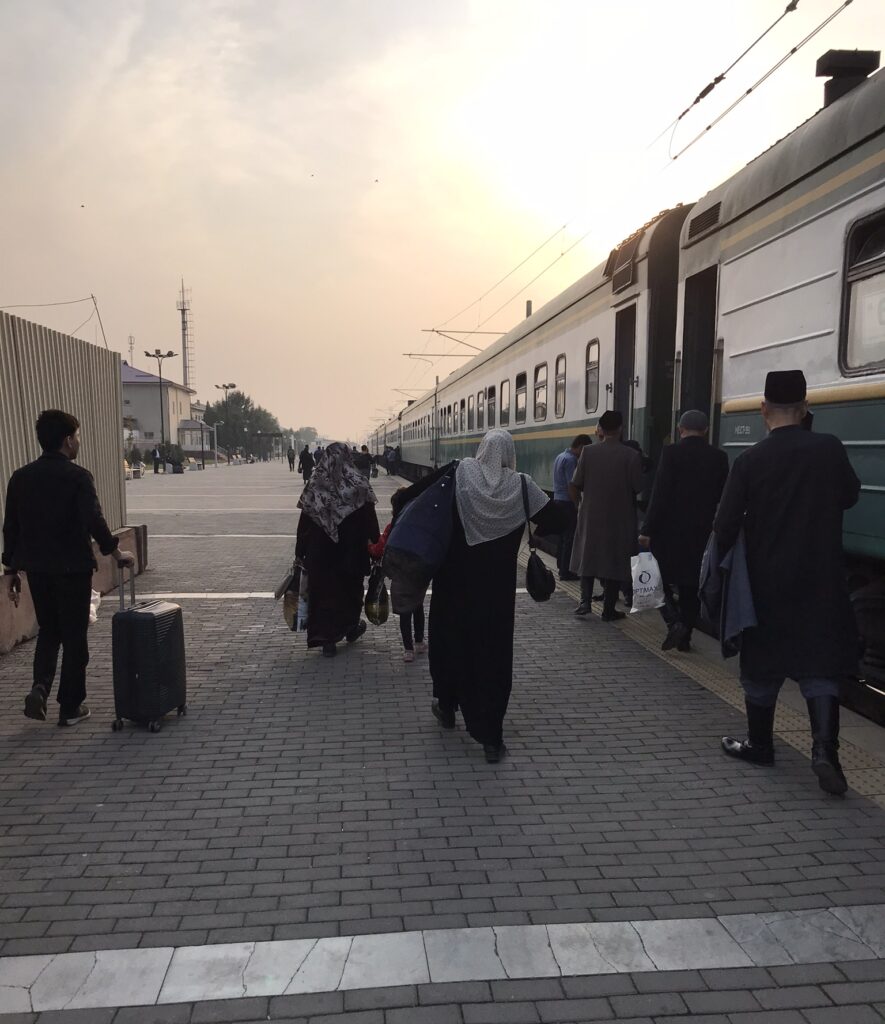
118 564 137 611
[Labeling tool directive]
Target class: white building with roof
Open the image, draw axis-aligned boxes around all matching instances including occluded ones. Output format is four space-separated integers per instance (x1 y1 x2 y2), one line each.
121 362 195 447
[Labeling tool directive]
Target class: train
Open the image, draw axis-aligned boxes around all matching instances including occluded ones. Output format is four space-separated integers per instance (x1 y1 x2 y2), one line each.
369 51 885 719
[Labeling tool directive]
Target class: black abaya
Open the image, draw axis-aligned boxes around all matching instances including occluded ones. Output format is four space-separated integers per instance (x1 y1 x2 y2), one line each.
429 501 560 746
295 504 380 648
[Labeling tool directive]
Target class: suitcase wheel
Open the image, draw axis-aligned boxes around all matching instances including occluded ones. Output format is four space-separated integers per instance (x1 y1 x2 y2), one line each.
111 719 125 732
177 704 187 716
148 720 162 734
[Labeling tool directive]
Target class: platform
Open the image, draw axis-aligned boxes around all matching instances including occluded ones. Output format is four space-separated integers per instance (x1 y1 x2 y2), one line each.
2 465 885 1022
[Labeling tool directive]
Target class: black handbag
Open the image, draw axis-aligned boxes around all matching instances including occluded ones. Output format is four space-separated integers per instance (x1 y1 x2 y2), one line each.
520 475 556 602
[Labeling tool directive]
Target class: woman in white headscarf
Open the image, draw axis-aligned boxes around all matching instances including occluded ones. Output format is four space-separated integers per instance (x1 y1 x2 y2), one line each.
429 429 558 762
295 442 380 657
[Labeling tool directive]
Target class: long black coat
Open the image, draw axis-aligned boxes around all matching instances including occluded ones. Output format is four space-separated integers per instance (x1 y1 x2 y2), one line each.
641 436 729 585
713 425 860 681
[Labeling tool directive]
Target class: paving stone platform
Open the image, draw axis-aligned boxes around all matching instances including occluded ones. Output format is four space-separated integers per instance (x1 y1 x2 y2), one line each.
2 464 885 1021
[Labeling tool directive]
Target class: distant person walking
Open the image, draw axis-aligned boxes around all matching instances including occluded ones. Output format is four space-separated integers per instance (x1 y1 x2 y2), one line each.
298 445 315 483
552 434 592 582
295 442 379 658
2 410 135 727
429 429 559 762
152 446 161 474
287 446 296 472
385 447 396 476
715 371 860 795
639 410 728 651
354 445 373 479
570 410 641 621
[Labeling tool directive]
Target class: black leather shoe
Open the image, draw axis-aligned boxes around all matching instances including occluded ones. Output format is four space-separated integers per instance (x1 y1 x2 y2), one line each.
661 624 682 651
322 644 337 658
807 696 848 796
601 610 626 622
574 603 592 616
24 686 48 722
431 700 456 729
559 572 580 582
721 736 775 765
483 743 507 763
722 700 775 765
345 621 367 643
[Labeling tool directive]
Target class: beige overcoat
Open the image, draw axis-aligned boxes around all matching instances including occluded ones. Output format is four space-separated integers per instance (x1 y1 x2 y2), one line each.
569 439 642 581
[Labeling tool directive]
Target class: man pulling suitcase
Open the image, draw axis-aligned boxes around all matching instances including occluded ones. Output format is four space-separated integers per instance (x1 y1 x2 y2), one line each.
2 409 136 727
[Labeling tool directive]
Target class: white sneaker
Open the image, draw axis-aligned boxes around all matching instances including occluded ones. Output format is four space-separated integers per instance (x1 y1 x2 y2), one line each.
414 641 428 655
403 650 415 663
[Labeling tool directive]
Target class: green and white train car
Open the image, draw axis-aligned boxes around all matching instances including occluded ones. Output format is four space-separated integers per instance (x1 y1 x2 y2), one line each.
373 54 885 713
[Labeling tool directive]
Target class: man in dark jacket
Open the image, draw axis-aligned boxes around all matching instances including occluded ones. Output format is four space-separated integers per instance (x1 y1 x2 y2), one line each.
713 371 861 795
640 410 729 651
298 445 315 483
2 410 135 726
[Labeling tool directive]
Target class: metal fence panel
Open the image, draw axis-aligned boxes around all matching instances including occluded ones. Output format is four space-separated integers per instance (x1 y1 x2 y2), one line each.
0 313 126 533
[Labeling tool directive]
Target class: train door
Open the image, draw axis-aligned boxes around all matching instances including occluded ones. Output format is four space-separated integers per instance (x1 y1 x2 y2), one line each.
677 266 721 441
613 305 636 430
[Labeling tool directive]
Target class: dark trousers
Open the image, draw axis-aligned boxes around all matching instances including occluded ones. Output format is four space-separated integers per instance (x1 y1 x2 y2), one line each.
399 606 425 650
153 459 160 474
28 572 92 713
554 501 577 577
661 582 700 636
581 576 619 614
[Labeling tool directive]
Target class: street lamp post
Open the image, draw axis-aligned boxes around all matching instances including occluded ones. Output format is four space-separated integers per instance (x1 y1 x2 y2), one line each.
212 420 223 468
144 348 177 452
214 383 237 466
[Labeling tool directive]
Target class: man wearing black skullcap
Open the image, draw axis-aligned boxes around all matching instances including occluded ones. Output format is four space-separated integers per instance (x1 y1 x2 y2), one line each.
714 370 861 795
639 410 729 651
569 410 642 620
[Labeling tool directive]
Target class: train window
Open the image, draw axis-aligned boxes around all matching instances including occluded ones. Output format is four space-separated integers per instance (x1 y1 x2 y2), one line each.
467 395 475 431
533 364 548 421
500 379 510 425
487 385 496 427
843 213 885 372
555 354 566 417
585 340 600 412
477 390 485 430
515 372 527 423
447 405 452 435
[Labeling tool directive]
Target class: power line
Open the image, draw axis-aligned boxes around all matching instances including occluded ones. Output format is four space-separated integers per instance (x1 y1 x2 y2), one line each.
650 1 801 151
434 223 568 330
0 296 93 310
69 308 96 337
670 0 856 162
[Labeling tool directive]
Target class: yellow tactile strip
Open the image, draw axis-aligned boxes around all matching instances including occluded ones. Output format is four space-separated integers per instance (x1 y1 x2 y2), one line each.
522 555 885 808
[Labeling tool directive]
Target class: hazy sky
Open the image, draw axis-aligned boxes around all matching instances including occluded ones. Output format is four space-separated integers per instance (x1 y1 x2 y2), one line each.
2 0 882 439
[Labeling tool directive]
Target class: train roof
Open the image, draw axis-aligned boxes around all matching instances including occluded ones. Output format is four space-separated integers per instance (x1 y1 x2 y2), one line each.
682 63 885 248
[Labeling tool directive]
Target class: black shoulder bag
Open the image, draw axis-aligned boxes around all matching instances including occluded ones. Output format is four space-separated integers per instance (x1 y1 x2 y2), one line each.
520 474 556 602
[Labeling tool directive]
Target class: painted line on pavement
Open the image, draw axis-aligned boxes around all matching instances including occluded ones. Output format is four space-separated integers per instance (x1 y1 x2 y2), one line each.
1 905 882 1014
136 589 531 600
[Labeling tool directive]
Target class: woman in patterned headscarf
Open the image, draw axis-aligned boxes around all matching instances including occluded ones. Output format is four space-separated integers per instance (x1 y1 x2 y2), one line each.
295 442 380 657
429 429 560 762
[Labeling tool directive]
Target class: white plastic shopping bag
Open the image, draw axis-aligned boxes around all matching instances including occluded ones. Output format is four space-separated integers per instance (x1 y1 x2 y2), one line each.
88 589 102 626
630 551 665 613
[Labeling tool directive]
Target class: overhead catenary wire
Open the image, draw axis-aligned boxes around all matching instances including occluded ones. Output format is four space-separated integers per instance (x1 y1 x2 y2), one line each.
670 0 856 162
649 1 801 151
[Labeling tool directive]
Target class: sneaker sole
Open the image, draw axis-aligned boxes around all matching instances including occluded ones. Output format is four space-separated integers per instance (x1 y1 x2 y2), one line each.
24 693 47 722
58 711 91 727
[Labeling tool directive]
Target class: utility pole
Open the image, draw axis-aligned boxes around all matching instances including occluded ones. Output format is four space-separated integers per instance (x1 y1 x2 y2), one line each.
214 383 237 465
128 335 135 366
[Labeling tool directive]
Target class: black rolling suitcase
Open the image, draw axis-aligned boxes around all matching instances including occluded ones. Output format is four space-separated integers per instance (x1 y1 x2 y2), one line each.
111 569 187 733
